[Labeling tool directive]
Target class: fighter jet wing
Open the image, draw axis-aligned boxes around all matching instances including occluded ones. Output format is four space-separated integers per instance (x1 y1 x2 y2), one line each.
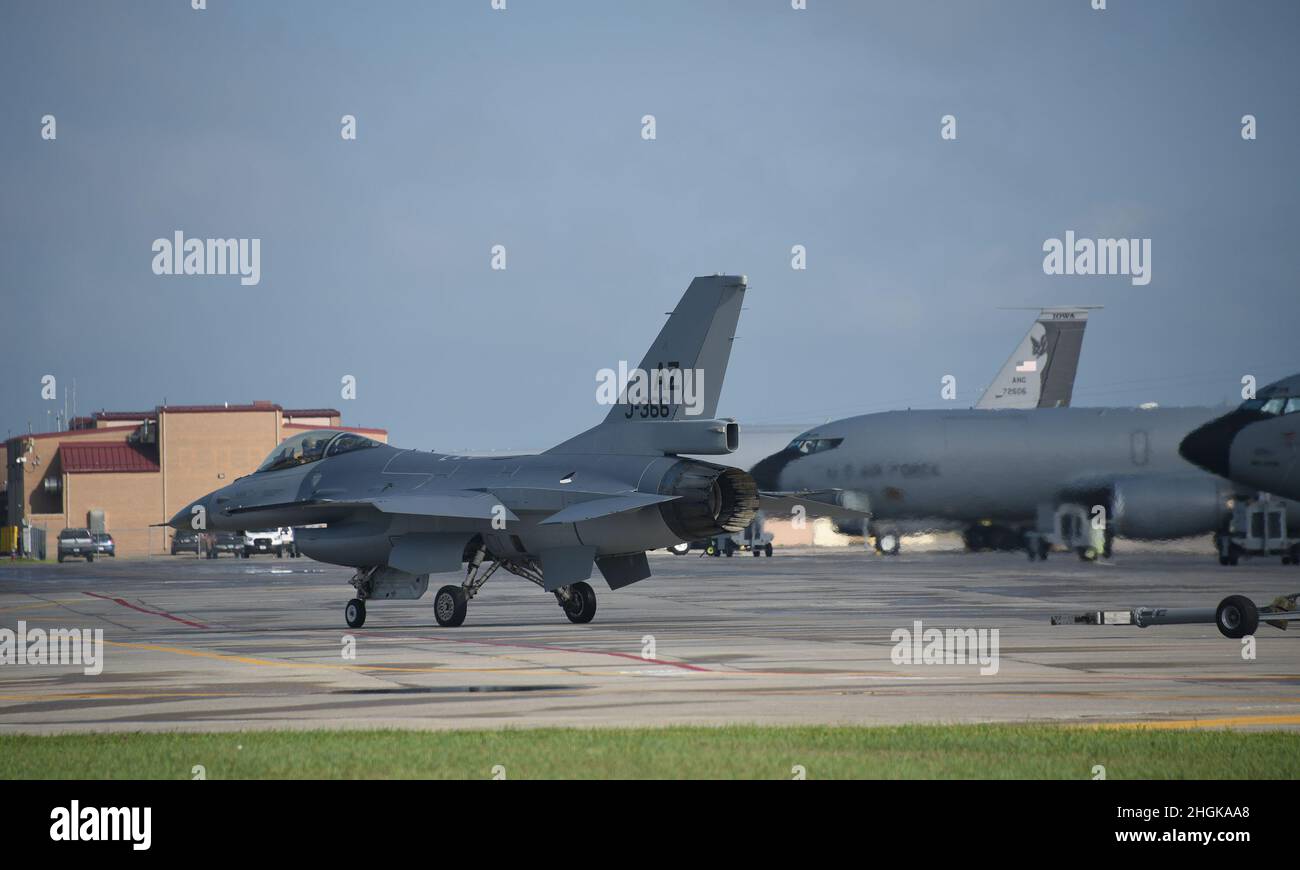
538 492 679 525
758 490 872 519
223 491 518 523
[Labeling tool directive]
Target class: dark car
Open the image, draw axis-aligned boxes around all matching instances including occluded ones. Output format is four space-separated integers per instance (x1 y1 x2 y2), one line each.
58 528 95 563
92 533 116 557
205 531 244 558
171 529 202 555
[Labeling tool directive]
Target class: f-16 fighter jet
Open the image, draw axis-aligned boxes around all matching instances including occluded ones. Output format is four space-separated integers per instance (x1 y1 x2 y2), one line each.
168 276 761 628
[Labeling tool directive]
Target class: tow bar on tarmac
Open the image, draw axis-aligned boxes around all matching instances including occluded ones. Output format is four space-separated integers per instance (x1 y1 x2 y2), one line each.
1051 593 1300 639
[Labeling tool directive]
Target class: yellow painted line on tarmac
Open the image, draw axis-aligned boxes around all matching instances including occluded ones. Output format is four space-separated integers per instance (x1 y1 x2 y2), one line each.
1095 714 1300 730
0 599 89 613
0 691 241 702
101 639 556 675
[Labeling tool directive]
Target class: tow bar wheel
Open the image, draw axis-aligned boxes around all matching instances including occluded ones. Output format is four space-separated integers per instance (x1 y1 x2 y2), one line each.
1215 594 1259 639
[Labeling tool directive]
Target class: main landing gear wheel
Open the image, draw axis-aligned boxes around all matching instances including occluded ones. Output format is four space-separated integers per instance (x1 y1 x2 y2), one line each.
1215 594 1258 639
345 598 366 628
764 542 773 557
669 542 689 555
559 581 597 624
434 585 468 627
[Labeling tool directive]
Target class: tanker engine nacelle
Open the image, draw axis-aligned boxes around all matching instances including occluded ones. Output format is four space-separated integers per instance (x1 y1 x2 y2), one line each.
1109 475 1233 540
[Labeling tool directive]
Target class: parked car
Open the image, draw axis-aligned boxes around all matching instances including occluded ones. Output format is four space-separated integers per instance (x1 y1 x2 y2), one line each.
92 532 116 557
57 528 95 562
205 531 245 558
171 529 202 555
243 527 297 558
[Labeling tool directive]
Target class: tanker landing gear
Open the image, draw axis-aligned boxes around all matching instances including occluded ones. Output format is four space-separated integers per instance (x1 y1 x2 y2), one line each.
873 533 900 555
963 524 1023 552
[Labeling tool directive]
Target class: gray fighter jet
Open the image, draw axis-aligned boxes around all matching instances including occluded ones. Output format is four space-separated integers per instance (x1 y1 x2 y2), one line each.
169 275 772 628
1180 373 1300 501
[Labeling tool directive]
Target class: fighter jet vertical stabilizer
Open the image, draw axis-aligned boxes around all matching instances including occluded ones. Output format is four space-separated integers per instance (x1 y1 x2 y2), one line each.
545 273 748 456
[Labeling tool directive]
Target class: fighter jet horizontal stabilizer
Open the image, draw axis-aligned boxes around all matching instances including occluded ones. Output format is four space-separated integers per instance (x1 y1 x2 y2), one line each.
222 492 519 524
539 492 679 525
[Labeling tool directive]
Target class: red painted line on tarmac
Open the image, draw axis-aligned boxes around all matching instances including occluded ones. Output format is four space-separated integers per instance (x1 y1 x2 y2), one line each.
358 630 711 672
82 591 211 630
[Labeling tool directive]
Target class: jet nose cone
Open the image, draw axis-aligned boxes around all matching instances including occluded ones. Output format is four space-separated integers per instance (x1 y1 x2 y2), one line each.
1179 416 1247 478
750 448 799 491
166 505 193 530
168 497 209 531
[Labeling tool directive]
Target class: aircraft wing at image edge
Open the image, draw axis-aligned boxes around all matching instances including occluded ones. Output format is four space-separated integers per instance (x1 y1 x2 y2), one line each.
976 306 1099 410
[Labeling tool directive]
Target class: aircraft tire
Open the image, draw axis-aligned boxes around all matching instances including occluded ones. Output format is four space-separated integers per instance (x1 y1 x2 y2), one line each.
345 598 366 629
434 586 468 627
1215 594 1258 639
561 581 597 624
764 543 773 557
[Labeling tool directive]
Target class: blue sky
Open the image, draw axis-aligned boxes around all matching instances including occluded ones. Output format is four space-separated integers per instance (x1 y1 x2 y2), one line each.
2 0 1297 449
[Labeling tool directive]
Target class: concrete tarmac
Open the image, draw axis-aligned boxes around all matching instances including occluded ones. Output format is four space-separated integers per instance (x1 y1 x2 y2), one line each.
2 547 1298 733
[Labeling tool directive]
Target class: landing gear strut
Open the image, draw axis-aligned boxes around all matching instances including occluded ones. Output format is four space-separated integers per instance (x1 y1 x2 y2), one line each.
342 545 605 628
431 544 502 628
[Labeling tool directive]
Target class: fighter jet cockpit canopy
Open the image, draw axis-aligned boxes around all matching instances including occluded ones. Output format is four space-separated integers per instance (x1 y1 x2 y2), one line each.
1237 374 1300 417
255 430 382 473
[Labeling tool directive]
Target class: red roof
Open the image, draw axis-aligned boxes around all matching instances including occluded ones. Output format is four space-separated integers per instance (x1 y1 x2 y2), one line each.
60 442 160 474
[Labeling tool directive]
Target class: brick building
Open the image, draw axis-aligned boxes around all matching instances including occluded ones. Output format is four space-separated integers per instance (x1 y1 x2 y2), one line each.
4 403 386 558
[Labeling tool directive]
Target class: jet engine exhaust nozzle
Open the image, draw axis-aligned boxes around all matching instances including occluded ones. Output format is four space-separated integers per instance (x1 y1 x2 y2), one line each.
657 461 760 541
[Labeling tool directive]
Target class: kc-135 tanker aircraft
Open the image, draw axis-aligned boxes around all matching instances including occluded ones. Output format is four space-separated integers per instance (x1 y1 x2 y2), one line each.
167 275 848 628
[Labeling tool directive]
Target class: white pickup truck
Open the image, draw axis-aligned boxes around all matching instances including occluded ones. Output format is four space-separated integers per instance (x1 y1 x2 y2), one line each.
243 527 299 558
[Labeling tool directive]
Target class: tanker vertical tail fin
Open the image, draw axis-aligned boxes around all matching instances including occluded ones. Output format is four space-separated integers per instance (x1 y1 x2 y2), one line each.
976 307 1097 409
